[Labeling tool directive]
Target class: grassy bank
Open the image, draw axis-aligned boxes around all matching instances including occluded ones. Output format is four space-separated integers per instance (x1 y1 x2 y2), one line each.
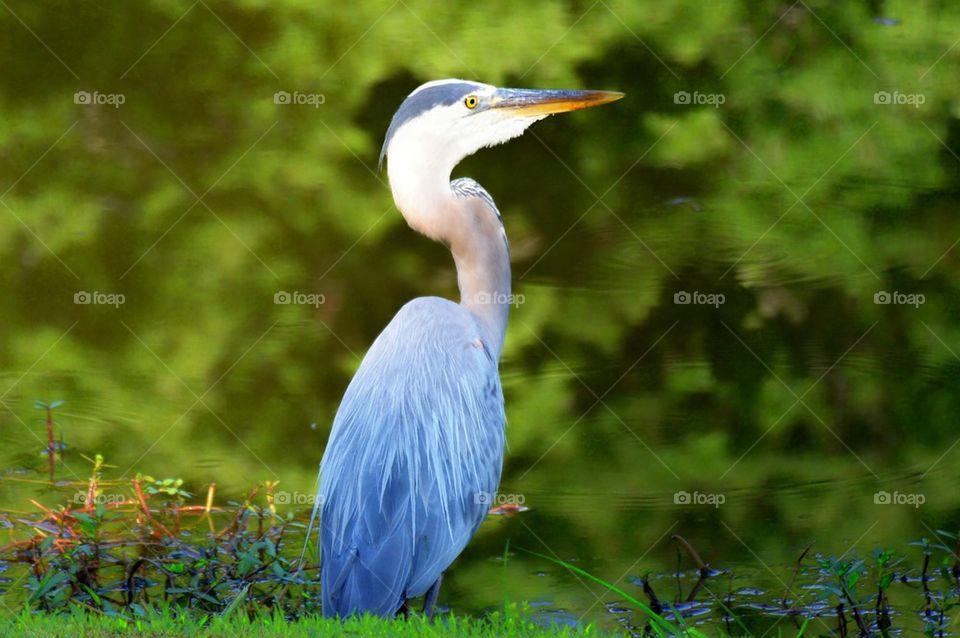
1 609 608 638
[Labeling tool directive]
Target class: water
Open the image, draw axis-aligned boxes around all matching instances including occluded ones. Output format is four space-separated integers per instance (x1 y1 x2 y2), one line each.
2 1 960 634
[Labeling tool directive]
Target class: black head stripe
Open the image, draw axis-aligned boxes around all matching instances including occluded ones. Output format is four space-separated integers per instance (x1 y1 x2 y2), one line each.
379 81 482 168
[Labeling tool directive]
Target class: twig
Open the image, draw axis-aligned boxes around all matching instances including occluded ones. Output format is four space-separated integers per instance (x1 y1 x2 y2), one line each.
671 534 707 570
952 532 960 589
783 542 813 607
672 534 711 601
641 577 664 615
875 583 891 633
131 479 174 539
217 485 260 539
205 483 216 513
45 405 55 481
126 558 147 606
29 499 63 523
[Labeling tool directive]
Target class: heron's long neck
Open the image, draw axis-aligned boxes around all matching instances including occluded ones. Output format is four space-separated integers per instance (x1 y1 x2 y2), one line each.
387 158 511 360
450 207 511 360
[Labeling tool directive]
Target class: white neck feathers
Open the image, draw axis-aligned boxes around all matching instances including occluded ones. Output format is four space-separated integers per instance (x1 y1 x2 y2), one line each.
386 130 511 360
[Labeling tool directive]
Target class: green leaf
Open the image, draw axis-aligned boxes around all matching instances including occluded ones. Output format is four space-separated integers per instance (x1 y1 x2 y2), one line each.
221 584 250 618
824 584 843 597
28 571 70 603
846 571 861 589
237 551 258 578
194 591 219 605
81 583 101 605
72 512 95 525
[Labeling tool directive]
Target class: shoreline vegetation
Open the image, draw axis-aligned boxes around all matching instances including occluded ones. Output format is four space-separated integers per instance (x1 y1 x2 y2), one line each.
1 455 958 636
0 454 616 636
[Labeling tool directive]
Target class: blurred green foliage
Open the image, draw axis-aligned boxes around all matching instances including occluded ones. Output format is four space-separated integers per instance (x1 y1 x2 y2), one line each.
1 0 960 628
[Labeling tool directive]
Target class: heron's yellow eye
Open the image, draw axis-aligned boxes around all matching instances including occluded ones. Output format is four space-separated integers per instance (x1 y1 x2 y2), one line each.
464 95 479 109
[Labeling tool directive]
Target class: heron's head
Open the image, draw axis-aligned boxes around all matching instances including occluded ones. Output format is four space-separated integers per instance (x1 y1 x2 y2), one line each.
380 79 622 242
379 79 623 174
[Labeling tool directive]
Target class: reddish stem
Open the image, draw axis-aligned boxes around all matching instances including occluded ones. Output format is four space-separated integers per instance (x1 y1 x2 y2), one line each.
131 479 175 539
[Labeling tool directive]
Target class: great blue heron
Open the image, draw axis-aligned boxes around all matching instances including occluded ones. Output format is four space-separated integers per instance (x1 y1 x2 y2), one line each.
316 79 622 618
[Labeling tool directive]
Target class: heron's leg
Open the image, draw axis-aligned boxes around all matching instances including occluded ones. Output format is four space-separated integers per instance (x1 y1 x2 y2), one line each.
422 573 444 619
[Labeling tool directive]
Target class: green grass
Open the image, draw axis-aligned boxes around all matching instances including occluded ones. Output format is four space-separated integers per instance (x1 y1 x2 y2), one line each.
1 608 609 638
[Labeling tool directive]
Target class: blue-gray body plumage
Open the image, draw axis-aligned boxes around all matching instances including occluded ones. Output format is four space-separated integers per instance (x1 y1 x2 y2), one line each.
319 296 505 616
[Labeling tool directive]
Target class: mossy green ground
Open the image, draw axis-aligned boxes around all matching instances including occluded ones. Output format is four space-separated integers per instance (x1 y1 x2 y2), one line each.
1 610 611 638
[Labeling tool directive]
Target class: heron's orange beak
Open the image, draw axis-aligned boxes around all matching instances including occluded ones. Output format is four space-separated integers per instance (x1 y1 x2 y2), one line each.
492 88 624 115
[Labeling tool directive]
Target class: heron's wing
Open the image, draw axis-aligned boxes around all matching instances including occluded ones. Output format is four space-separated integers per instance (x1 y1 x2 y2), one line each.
318 296 505 617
